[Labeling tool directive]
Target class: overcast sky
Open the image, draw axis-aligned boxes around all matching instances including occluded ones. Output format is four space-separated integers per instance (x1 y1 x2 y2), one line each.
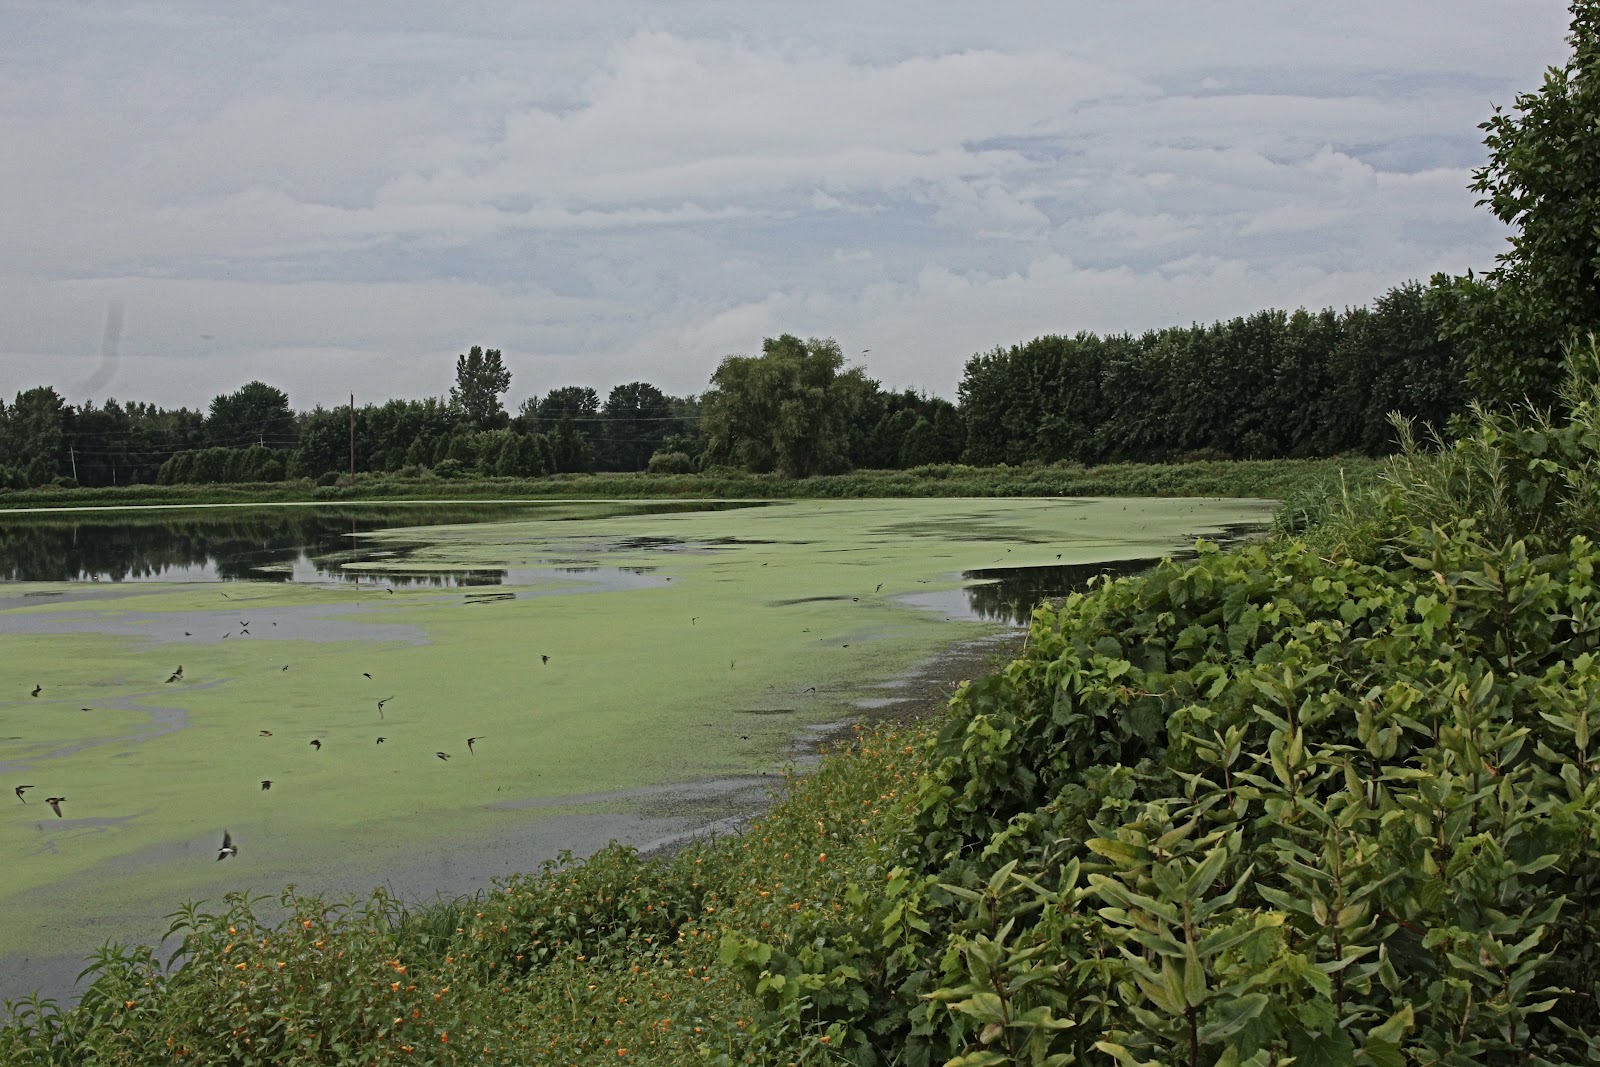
0 2 1577 413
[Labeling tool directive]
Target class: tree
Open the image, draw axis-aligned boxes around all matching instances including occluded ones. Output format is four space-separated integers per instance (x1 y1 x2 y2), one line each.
1429 1 1600 408
450 346 512 429
601 382 675 471
2 387 67 485
531 386 600 429
206 381 294 449
700 335 873 478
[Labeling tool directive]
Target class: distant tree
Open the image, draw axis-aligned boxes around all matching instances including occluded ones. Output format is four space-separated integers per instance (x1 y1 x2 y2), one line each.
601 382 674 471
701 335 873 478
2 387 67 485
450 346 512 429
1429 0 1600 408
206 381 294 449
533 386 601 429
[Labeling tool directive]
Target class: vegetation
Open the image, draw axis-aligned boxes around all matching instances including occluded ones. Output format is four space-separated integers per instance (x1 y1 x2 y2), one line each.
11 344 1594 1065
0 456 1380 511
960 282 1464 466
7 347 1600 1062
1427 0 1600 410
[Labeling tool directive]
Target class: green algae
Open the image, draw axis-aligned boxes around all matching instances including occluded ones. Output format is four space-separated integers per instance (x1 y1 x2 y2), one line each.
0 496 1272 984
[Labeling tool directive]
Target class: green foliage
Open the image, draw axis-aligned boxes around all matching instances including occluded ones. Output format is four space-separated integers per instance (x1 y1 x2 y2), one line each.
205 381 294 449
647 450 697 474
959 289 1465 467
449 346 512 430
701 335 875 478
1429 1 1600 409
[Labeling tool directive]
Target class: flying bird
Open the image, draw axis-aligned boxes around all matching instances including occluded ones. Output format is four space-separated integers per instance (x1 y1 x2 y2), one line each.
540 655 549 665
45 797 65 817
14 785 32 803
217 831 237 861
30 685 41 697
436 751 451 761
184 631 192 636
309 739 322 750
281 665 289 671
377 697 393 717
260 780 273 791
376 736 387 744
239 627 250 636
221 632 229 640
259 730 273 737
240 621 250 627
166 665 183 683
467 736 483 754
362 672 372 680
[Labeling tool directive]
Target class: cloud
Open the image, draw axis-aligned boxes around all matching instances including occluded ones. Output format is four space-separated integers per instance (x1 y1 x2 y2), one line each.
0 2 1575 408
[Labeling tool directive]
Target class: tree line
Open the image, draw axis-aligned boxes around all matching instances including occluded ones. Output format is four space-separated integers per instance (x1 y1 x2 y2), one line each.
0 295 1477 489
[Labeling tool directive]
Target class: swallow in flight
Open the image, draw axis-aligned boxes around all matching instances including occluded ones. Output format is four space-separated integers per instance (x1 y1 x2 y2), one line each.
217 831 237 861
15 785 33 803
467 736 483 754
310 739 322 750
31 685 42 697
260 780 273 791
45 797 65 817
376 736 387 744
436 751 451 761
166 665 183 683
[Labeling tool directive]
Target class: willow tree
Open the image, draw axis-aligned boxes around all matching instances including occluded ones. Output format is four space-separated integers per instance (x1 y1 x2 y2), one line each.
700 335 874 478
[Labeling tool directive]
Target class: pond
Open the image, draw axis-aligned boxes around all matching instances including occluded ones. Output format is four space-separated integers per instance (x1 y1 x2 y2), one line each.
0 495 1275 1006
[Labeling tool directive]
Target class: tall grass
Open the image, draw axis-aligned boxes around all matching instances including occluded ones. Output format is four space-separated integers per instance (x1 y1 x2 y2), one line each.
0 457 1379 511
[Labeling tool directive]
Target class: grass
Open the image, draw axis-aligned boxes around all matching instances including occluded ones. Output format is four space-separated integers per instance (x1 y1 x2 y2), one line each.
0 457 1380 511
0 496 1273 996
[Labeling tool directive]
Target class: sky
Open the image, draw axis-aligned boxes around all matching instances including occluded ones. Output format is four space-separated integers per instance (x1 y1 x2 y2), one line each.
0 2 1579 413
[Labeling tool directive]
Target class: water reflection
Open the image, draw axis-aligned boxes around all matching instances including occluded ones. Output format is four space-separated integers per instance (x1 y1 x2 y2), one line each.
0 502 761 586
960 558 1163 624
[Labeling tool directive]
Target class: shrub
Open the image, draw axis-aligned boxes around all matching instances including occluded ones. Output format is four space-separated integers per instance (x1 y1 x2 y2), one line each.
647 450 696 474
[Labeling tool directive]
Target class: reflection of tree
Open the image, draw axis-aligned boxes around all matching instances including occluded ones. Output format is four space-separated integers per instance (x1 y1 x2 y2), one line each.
963 558 1167 625
0 506 534 584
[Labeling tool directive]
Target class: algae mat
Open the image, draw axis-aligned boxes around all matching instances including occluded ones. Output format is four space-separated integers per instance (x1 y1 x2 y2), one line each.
0 496 1272 997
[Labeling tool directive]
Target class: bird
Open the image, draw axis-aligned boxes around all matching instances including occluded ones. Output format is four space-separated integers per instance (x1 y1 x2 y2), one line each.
240 621 250 628
217 831 237 861
259 730 273 737
875 583 883 593
377 697 393 717
363 672 372 680
309 739 322 750
222 632 230 640
436 751 451 761
376 736 387 744
239 627 250 636
467 736 483 754
281 665 289 671
15 785 33 803
541 655 549 665
691 617 699 625
260 780 273 791
30 685 41 697
166 665 183 683
221 592 230 599
184 631 192 637
45 797 65 817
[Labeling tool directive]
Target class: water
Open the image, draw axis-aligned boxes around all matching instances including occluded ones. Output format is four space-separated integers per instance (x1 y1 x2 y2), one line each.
0 501 765 586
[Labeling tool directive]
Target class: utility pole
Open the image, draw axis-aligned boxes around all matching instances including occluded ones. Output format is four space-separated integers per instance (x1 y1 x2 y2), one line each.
349 393 355 477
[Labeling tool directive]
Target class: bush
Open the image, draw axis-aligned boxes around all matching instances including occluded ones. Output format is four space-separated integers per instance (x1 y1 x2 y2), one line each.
646 450 696 475
50 476 78 489
315 471 340 487
432 458 465 479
